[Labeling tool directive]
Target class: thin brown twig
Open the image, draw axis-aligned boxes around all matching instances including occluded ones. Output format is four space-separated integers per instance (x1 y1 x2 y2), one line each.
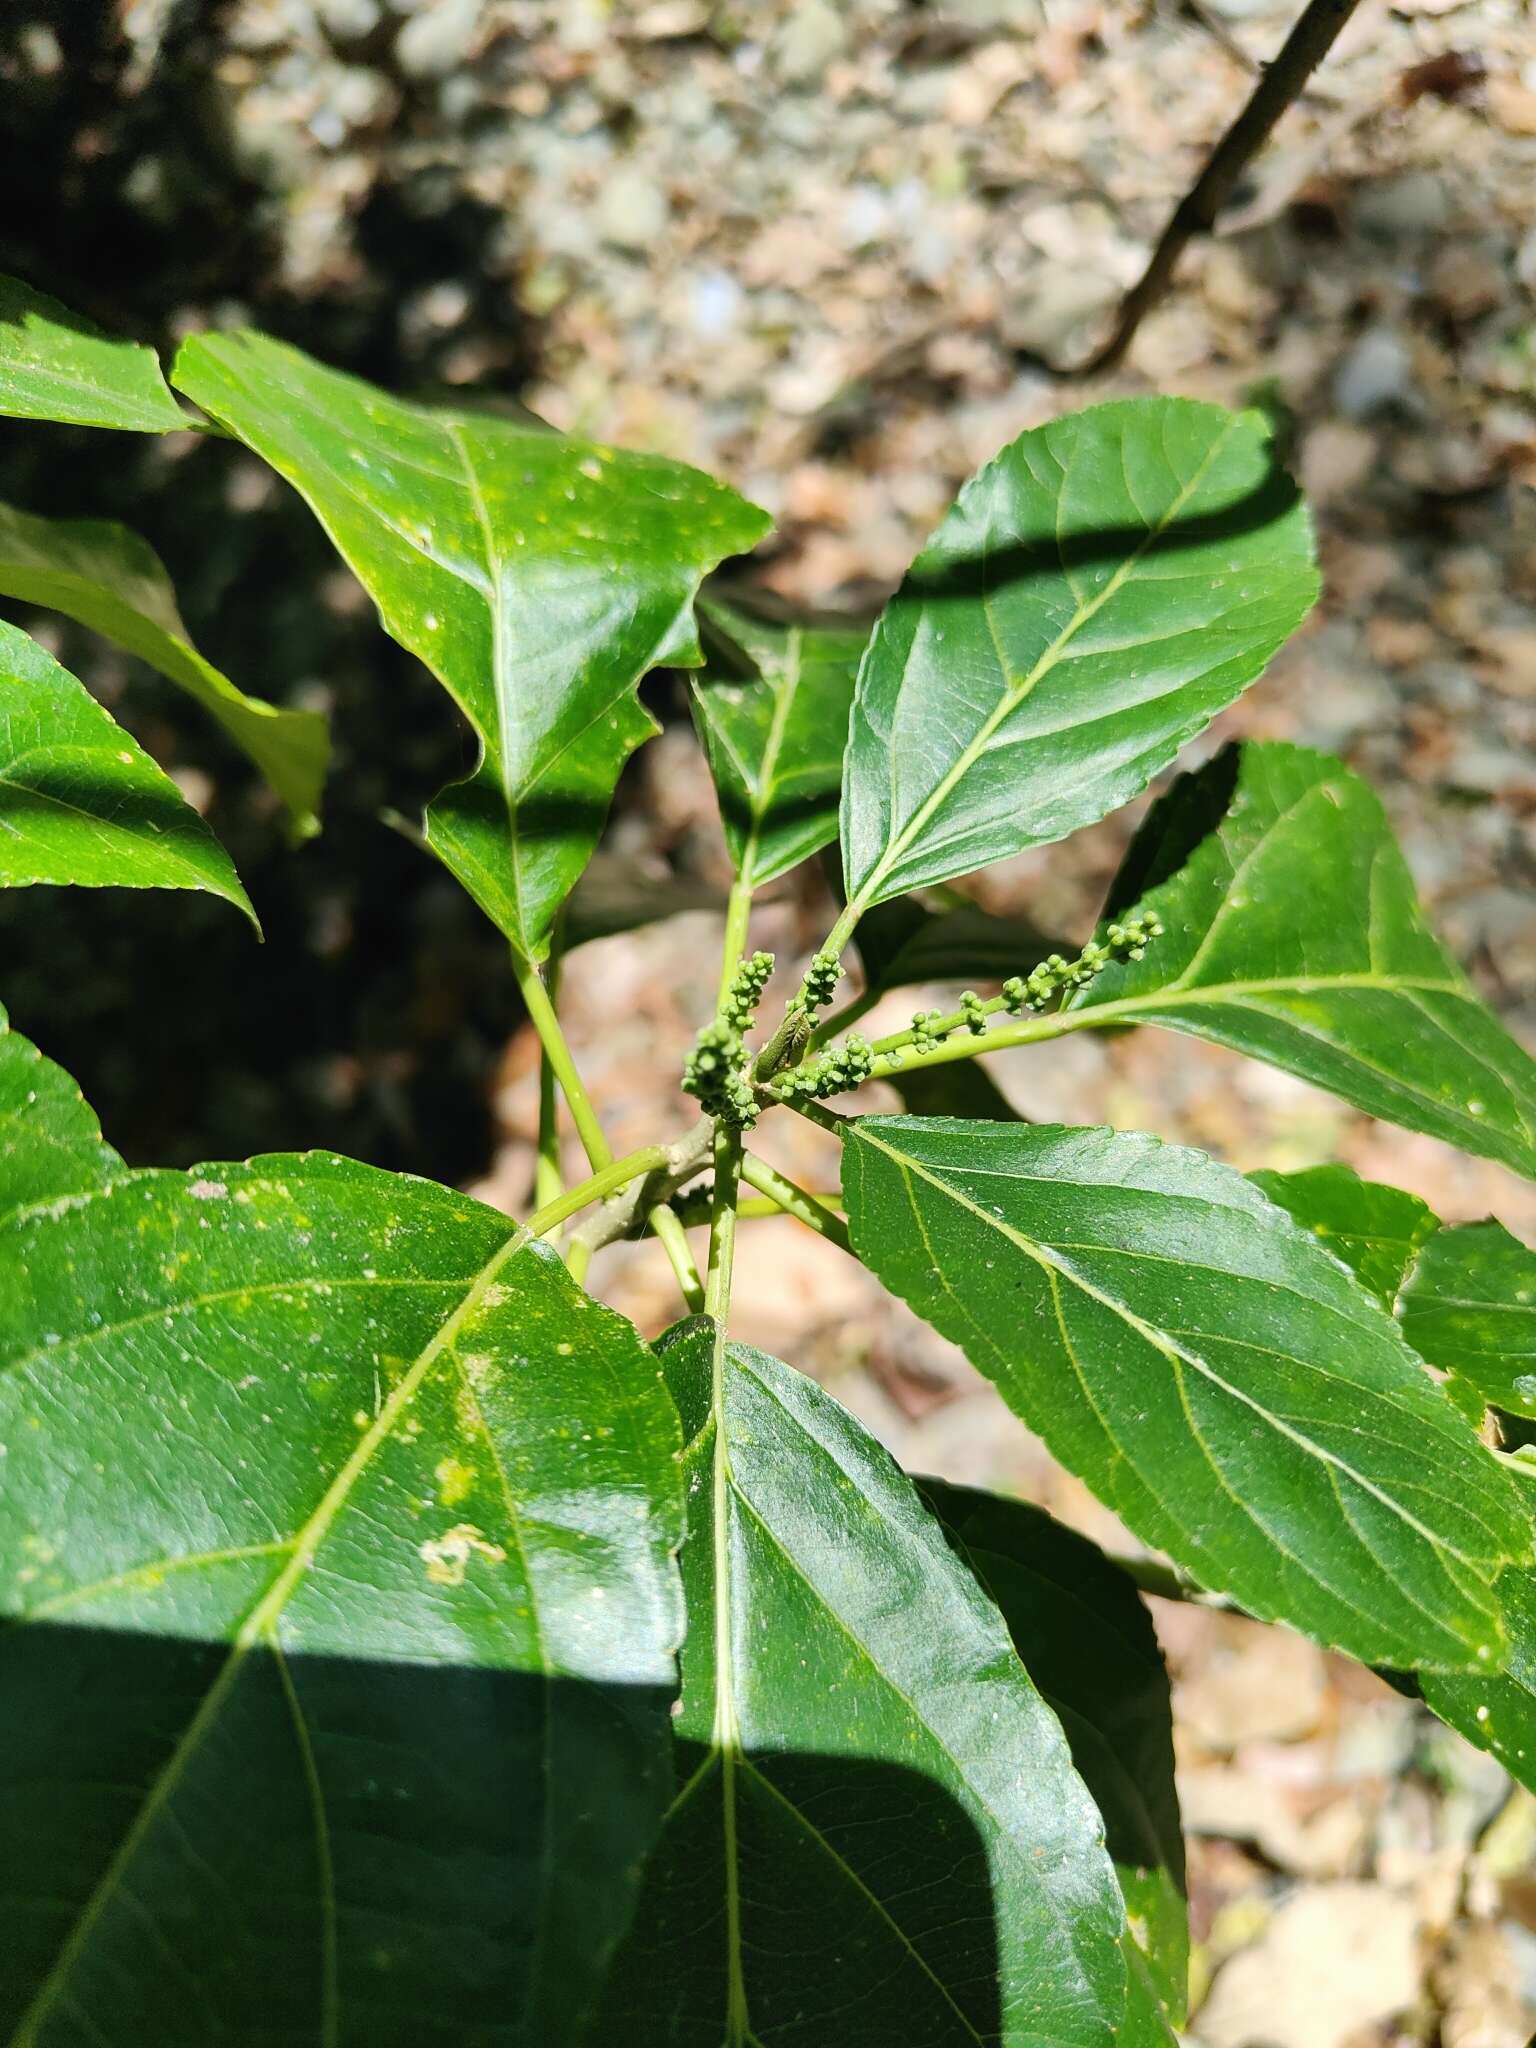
1080 0 1368 375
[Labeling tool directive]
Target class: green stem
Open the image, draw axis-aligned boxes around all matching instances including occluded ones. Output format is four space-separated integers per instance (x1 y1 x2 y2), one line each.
534 946 564 1214
514 948 704 1310
820 898 862 966
705 1127 742 1324
732 1193 844 1221
524 1145 670 1242
513 951 611 1171
653 1205 707 1314
738 1155 851 1253
717 875 755 1009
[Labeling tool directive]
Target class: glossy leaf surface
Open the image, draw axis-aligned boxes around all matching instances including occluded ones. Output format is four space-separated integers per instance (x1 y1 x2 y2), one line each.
1070 742 1536 1178
0 498 327 837
0 1147 686 2046
1248 1164 1437 1309
840 1116 1529 1671
1422 1557 1536 1794
599 1322 1127 2047
0 620 255 923
173 331 770 959
1401 1220 1536 1418
840 398 1317 913
0 1006 123 1224
0 274 187 433
691 596 865 888
922 1482 1185 2035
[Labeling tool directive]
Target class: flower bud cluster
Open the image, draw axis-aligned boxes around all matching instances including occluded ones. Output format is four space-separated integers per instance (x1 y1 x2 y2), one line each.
903 910 1164 1045
682 951 775 1130
800 950 842 1014
774 1032 875 1104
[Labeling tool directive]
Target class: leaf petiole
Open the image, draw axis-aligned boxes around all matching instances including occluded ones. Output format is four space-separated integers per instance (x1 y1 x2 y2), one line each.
738 1155 851 1253
513 949 706 1310
524 1144 671 1242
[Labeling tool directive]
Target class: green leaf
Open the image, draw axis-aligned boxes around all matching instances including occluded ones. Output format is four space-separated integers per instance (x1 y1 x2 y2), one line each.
1421 1554 1536 1794
889 1056 1023 1121
0 1148 686 2045
1069 742 1536 1178
690 596 866 889
0 497 328 839
0 620 256 924
598 1321 1128 2047
1248 1165 1438 1309
921 1482 1185 2035
1401 1220 1536 1419
0 1005 123 1224
840 1116 1530 1672
0 274 189 433
839 398 1317 915
172 331 771 960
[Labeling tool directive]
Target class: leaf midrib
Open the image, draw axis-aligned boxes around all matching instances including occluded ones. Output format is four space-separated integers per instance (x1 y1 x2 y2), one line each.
853 1126 1502 1575
853 415 1242 911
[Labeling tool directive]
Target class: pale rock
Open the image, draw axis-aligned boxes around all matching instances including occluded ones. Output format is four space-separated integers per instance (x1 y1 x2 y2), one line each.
1176 1622 1327 1749
773 0 847 86
1001 262 1119 361
1333 327 1415 419
1300 421 1378 505
1179 1767 1368 1879
1352 168 1454 241
596 170 670 250
315 0 380 34
1195 1883 1420 2048
394 0 481 78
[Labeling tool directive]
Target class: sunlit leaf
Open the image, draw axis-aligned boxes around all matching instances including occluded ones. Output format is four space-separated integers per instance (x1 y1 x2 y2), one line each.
922 1482 1185 2035
173 331 770 960
0 619 255 925
0 274 188 433
0 1005 122 1225
1401 1219 1536 1419
1069 742 1536 1179
691 596 866 889
598 1321 1128 2046
840 398 1317 915
841 1116 1529 1671
1248 1164 1437 1309
0 1133 686 2045
0 498 327 838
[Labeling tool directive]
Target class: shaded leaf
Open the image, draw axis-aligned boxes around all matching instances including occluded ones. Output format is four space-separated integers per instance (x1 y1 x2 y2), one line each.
598 1321 1127 2047
840 1116 1529 1671
1069 742 1536 1178
0 620 256 925
922 1481 1185 2034
1401 1220 1536 1419
888 1056 1024 1121
0 1005 122 1225
0 274 188 433
840 398 1317 914
562 852 724 951
690 595 866 889
855 890 1068 1000
172 331 770 960
1248 1164 1438 1309
0 498 328 838
0 1144 686 2046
